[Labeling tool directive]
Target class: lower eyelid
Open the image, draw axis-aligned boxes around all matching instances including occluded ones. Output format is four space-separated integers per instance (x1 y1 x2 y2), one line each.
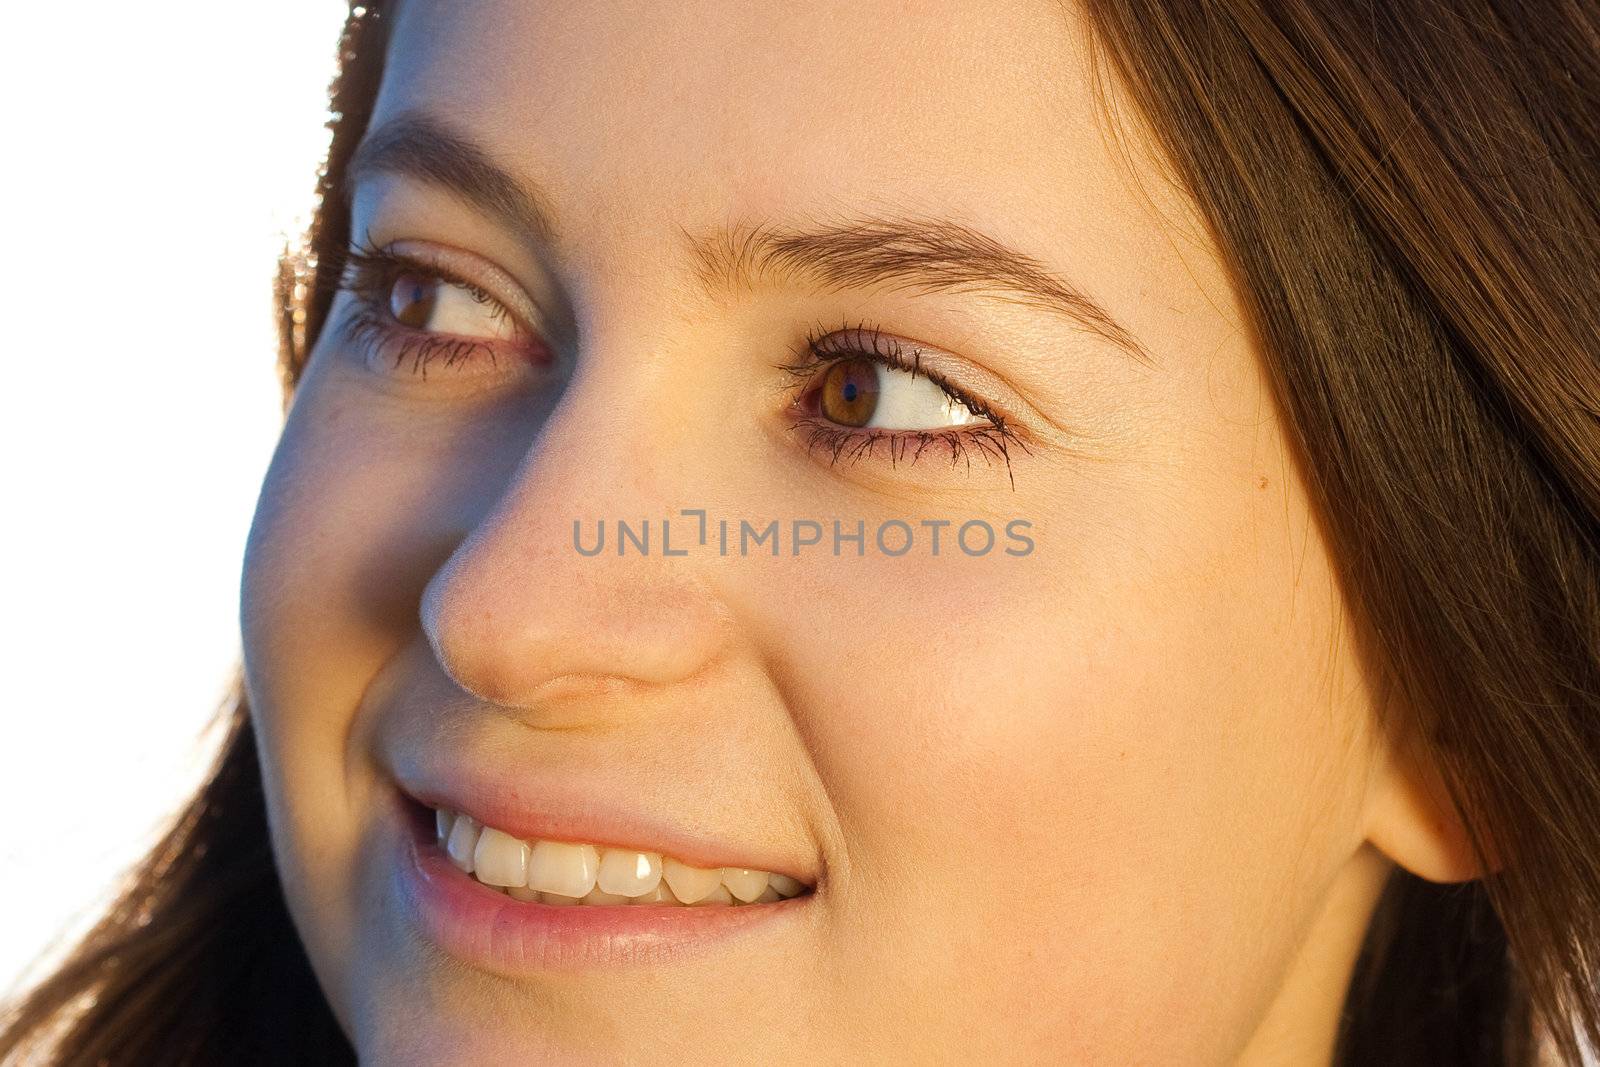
783 411 1030 487
775 345 1029 482
341 304 511 380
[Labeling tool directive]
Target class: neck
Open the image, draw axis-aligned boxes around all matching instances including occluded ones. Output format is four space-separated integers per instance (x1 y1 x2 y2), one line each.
1235 842 1395 1066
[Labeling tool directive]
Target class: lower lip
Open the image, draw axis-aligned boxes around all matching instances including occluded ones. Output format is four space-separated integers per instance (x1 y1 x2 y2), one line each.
389 792 810 975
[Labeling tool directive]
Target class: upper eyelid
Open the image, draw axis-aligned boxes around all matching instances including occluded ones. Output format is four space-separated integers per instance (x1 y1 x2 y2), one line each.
342 251 500 317
341 237 545 333
889 339 1073 448
795 326 1053 444
788 340 997 426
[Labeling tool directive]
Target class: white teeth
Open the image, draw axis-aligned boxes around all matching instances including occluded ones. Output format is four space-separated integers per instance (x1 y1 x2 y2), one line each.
597 849 663 897
662 856 723 904
581 884 634 906
473 827 530 887
768 873 804 898
721 868 770 903
430 807 808 906
527 839 600 899
445 814 482 873
629 882 679 905
691 883 735 906
541 892 582 907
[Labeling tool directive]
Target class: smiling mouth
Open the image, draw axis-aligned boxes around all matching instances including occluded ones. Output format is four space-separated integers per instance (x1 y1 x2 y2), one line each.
434 807 813 907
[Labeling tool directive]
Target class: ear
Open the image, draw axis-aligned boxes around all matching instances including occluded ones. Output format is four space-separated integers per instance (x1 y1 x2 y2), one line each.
1363 717 1496 884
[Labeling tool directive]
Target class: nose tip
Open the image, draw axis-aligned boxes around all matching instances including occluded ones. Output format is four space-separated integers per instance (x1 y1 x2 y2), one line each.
419 521 735 712
411 318 743 718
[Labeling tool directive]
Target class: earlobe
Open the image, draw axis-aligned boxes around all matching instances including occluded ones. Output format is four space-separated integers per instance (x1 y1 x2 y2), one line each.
1363 724 1497 884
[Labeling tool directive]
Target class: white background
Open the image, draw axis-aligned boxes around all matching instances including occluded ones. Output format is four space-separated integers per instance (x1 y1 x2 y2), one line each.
0 0 348 997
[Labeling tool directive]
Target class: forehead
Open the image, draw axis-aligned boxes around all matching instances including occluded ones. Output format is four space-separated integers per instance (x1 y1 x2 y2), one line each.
364 0 1237 390
380 0 1084 145
375 0 1133 245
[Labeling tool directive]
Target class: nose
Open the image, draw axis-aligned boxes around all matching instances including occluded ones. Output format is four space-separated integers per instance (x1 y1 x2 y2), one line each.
419 353 734 714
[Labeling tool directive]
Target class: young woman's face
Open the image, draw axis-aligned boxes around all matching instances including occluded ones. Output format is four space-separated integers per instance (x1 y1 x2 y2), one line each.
241 1 1403 1062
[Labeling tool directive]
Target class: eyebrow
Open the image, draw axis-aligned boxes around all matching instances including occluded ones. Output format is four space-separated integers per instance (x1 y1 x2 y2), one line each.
347 111 559 249
346 111 1156 367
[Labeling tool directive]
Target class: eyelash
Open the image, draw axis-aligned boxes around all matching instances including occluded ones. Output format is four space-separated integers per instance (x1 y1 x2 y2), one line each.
334 241 524 379
776 316 1028 487
331 246 1027 484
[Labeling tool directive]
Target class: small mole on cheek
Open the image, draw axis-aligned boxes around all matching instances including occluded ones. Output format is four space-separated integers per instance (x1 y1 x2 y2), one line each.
1258 475 1269 490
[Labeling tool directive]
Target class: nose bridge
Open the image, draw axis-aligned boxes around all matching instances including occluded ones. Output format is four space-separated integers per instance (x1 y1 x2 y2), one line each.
420 336 732 712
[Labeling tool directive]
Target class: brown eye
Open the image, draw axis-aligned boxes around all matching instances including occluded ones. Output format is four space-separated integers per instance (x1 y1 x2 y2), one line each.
388 272 439 329
817 357 881 427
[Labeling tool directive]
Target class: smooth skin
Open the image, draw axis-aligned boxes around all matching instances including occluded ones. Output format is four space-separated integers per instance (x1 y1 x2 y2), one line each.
240 1 1479 1063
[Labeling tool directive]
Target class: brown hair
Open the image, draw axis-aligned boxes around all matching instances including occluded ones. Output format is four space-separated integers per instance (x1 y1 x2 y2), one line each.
1078 2 1600 1061
4 2 1596 1062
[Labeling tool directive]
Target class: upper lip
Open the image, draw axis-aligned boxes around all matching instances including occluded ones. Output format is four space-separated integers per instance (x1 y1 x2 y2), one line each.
390 762 820 888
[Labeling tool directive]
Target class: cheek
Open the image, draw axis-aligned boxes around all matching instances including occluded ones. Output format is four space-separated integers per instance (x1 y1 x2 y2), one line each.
242 386 446 779
242 366 546 735
238 371 532 1009
769 467 1370 1059
238 385 405 1009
